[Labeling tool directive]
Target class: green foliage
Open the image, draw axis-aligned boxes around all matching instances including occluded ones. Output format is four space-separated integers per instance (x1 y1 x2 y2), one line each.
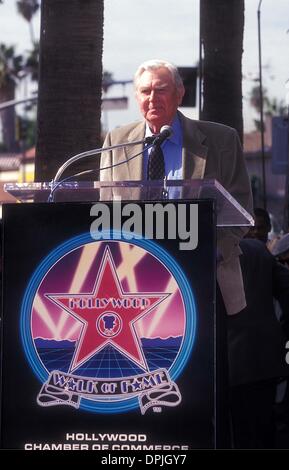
0 44 24 87
25 41 39 81
15 114 36 148
16 0 40 45
0 3 40 88
16 0 39 23
250 84 286 117
249 84 287 132
0 41 39 90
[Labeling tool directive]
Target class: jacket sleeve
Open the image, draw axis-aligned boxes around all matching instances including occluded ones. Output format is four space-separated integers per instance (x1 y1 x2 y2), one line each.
99 132 113 181
217 128 253 262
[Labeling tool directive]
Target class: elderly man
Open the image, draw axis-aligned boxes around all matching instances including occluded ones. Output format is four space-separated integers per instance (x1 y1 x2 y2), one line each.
100 59 253 316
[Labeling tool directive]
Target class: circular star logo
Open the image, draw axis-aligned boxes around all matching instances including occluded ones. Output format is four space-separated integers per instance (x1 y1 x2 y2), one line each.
20 233 196 413
97 312 122 338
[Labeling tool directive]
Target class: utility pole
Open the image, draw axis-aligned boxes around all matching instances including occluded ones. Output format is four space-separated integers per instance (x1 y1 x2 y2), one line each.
257 0 267 210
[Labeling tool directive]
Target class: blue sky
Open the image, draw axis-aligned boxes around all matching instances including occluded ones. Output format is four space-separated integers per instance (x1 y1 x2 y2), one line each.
0 0 288 132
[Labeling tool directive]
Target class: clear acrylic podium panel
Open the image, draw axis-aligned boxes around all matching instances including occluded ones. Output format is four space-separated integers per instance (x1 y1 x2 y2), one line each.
4 179 254 227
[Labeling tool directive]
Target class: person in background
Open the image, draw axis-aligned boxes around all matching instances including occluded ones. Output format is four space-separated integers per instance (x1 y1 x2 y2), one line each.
230 207 289 447
269 231 289 447
228 237 289 448
271 233 289 270
246 207 272 244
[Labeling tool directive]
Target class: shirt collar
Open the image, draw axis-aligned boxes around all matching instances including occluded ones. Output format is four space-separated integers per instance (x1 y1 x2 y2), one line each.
145 114 182 145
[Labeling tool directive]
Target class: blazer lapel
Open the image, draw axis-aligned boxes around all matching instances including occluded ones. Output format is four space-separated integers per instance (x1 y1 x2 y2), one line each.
179 112 208 179
124 121 146 180
117 114 208 181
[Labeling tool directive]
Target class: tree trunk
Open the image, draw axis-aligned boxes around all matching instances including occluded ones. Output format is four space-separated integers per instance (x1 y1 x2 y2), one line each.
200 0 244 143
0 81 17 152
35 0 104 181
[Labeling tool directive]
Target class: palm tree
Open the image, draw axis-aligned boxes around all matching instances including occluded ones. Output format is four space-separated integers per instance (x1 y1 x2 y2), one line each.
35 0 104 181
0 44 24 151
249 84 286 131
16 1 40 84
16 0 40 46
25 41 39 82
200 0 244 142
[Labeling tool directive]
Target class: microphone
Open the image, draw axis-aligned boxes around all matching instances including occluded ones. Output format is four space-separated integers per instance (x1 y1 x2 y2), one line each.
152 125 173 146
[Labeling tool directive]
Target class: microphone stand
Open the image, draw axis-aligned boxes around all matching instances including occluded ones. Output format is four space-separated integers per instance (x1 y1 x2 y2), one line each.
53 137 153 184
49 130 172 202
48 138 156 202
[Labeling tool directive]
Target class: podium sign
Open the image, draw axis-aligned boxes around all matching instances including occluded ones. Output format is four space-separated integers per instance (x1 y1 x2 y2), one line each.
1 199 215 450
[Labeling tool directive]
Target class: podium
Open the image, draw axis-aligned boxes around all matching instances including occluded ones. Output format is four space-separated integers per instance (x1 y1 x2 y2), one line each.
0 180 252 450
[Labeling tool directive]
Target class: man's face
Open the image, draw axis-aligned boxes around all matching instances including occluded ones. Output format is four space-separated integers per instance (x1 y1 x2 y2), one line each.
135 67 184 133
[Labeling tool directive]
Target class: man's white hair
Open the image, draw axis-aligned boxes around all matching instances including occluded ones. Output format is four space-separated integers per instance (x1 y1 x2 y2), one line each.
134 59 184 92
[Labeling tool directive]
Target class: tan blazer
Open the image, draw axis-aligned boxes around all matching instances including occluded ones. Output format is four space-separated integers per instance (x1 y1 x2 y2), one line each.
100 111 253 314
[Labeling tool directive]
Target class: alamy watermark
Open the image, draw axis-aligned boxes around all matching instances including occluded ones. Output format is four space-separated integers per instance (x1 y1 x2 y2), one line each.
90 199 198 251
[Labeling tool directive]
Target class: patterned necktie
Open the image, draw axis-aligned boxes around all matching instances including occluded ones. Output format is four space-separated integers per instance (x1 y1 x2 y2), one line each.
147 142 165 180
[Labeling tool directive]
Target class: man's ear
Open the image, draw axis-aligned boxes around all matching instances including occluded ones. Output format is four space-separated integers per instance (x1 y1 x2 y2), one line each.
177 86 185 106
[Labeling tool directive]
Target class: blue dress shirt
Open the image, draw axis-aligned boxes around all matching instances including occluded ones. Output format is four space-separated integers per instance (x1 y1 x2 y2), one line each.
143 114 183 180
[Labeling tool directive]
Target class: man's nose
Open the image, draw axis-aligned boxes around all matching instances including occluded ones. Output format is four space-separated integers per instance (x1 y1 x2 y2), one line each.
149 90 156 101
